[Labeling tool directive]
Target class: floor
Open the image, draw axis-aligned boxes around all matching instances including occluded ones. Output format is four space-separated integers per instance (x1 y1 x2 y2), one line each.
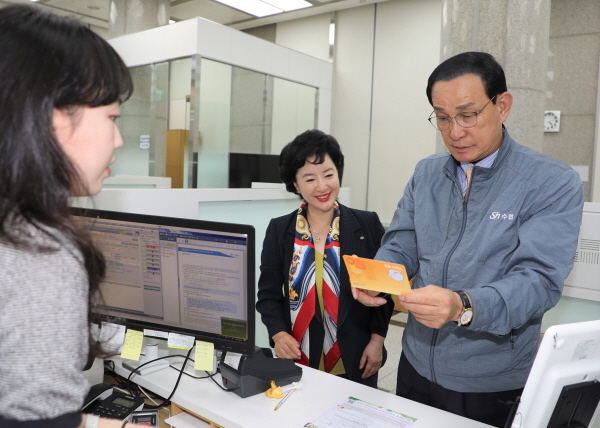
377 310 406 394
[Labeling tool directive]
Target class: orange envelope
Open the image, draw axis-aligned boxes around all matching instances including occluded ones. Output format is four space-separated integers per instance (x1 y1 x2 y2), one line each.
343 255 411 295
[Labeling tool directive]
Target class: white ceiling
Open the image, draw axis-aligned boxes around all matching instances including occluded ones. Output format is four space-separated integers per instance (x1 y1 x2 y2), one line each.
3 0 379 30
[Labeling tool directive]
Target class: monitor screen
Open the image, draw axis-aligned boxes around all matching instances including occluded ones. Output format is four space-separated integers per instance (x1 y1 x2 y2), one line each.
71 208 255 355
228 153 282 188
511 320 600 428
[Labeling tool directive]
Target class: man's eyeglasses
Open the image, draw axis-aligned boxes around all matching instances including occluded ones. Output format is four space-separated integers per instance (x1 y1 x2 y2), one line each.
428 95 497 131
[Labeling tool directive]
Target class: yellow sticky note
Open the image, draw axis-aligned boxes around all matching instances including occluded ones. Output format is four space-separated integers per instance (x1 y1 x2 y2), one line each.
194 341 214 371
120 329 144 361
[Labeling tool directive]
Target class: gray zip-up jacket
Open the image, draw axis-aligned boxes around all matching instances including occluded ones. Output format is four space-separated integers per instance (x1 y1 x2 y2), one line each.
376 129 584 393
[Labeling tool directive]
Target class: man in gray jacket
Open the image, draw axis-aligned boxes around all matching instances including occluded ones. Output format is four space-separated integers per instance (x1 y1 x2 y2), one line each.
354 52 584 427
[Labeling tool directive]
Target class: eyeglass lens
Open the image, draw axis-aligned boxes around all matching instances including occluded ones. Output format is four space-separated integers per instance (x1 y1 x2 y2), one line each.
433 113 477 130
429 95 496 131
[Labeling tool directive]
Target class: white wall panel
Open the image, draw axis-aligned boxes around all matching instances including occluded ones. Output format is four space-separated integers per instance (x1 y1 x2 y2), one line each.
368 0 442 223
276 13 333 62
330 5 376 210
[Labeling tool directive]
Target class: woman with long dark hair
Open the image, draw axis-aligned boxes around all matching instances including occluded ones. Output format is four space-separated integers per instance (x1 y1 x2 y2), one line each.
0 5 144 428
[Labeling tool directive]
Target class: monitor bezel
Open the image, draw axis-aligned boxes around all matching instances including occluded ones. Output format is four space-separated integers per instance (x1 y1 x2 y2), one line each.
511 320 600 428
71 207 256 355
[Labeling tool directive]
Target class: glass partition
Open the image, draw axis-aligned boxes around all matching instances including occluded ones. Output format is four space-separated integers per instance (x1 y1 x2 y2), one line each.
196 59 233 188
112 62 169 178
112 64 152 177
113 57 319 189
270 76 318 155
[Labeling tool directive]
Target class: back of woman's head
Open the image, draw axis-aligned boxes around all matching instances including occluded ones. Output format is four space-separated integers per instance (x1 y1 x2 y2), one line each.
0 4 133 230
280 129 345 195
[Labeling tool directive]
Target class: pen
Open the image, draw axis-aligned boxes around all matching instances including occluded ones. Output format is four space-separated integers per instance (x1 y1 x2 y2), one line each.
274 388 295 411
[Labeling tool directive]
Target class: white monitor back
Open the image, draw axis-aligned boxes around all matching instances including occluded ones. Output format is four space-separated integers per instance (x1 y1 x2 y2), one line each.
512 320 600 428
564 202 600 301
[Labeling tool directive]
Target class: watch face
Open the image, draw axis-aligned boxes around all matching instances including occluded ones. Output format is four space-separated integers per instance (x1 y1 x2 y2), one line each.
459 308 473 326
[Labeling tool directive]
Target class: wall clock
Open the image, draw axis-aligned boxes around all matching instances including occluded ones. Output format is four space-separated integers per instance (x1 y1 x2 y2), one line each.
544 110 561 133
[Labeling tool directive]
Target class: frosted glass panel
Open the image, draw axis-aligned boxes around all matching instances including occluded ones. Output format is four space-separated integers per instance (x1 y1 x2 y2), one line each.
270 77 318 155
197 197 302 348
197 59 232 188
169 57 192 130
112 65 152 176
111 62 169 180
153 62 169 177
229 67 268 154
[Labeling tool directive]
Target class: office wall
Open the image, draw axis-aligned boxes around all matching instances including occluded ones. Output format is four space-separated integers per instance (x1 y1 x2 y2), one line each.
545 0 600 202
367 0 441 222
275 0 442 219
330 6 376 214
276 13 333 62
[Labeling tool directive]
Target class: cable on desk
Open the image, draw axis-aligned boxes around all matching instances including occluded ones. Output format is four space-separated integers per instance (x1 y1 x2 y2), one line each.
138 385 160 406
104 360 142 398
129 348 193 410
207 372 231 391
165 359 232 391
167 362 211 380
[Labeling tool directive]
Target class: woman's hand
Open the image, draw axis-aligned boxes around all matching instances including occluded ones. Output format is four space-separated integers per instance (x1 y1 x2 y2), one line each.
359 333 385 379
351 287 388 307
272 331 301 360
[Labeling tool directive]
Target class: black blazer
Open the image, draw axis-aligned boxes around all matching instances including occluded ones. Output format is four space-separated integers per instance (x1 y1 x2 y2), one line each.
256 204 394 386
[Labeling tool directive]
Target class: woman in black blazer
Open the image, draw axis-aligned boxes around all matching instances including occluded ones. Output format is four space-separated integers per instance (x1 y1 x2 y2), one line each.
256 129 394 387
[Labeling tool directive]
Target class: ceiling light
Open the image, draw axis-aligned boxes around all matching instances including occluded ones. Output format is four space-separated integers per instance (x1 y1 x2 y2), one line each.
214 0 281 17
263 0 312 12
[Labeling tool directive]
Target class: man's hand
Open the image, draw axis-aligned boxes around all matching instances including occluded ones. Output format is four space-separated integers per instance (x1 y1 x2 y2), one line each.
399 285 464 328
359 333 385 379
272 331 301 359
351 287 388 307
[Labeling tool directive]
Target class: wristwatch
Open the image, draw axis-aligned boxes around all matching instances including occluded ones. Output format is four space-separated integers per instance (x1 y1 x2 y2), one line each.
456 290 473 326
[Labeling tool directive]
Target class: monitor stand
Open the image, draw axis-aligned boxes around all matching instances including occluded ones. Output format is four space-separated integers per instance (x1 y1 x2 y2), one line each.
121 343 170 376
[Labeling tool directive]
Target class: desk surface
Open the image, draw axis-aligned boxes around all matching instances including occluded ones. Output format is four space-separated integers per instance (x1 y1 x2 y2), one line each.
111 356 492 428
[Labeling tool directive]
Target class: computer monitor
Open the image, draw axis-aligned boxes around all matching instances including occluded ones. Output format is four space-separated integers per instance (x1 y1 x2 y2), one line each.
71 207 256 355
228 153 282 188
510 320 600 428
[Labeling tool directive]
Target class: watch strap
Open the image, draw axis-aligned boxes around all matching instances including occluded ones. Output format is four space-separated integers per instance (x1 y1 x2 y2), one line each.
456 290 471 309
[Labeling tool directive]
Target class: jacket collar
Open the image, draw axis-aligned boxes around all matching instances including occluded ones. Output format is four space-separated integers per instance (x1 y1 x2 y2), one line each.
444 126 515 180
285 203 359 237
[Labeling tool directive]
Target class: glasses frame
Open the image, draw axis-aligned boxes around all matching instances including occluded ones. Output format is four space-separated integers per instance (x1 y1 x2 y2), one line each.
428 95 497 131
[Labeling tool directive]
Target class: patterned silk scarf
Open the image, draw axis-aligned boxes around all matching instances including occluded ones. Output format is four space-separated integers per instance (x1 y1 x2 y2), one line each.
288 203 342 372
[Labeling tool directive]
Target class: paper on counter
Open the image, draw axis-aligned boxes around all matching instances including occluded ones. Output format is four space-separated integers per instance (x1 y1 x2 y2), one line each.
164 412 210 428
303 396 417 427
